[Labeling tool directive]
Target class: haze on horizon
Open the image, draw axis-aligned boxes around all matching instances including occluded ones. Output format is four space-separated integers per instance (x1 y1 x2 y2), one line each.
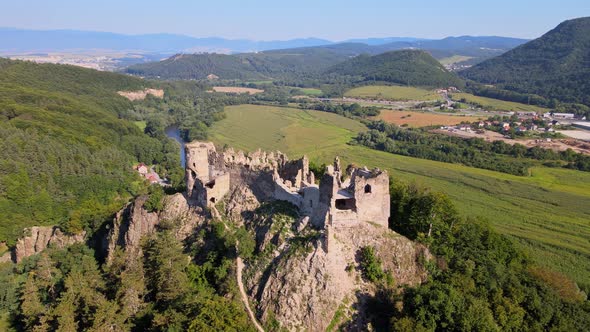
2 0 589 41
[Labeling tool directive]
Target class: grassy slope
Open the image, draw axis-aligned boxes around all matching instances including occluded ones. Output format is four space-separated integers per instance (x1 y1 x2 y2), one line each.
209 104 590 288
345 85 442 101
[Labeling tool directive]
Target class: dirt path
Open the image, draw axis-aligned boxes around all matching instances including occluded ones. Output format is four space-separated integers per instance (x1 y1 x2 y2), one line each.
237 255 265 332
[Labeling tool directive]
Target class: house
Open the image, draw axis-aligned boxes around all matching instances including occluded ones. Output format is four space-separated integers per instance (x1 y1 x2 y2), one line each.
516 126 527 133
502 122 511 131
527 124 538 131
146 173 159 184
134 163 148 175
478 121 485 128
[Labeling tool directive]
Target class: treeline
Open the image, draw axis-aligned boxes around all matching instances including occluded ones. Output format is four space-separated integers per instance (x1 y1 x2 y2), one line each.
366 180 590 330
297 101 380 119
0 216 256 331
355 121 590 175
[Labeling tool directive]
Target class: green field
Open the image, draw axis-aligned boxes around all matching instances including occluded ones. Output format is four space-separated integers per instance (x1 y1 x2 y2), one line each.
345 85 442 101
210 104 590 288
299 88 323 96
452 92 548 113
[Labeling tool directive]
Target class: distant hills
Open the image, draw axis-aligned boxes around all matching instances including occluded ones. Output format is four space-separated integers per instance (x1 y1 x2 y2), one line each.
125 35 527 81
326 50 464 88
0 27 527 60
461 17 590 107
0 28 332 54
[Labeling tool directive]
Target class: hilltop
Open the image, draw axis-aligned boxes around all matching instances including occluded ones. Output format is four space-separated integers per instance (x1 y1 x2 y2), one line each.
326 50 465 87
461 17 590 107
124 36 527 81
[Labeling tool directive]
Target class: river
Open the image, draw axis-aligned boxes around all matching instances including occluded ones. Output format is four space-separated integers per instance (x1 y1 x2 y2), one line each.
165 125 186 168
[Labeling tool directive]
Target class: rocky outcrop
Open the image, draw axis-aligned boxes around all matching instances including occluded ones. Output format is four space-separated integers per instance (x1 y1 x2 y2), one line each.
244 222 430 331
105 193 203 263
117 88 164 101
14 226 86 263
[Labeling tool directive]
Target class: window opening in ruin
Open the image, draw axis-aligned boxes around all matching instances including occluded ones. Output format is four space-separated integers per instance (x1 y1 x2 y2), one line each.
335 198 355 211
191 170 197 178
210 197 216 203
206 180 216 189
364 184 372 193
310 200 313 208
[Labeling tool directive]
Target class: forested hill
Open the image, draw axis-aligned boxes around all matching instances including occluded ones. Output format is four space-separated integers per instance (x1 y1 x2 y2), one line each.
461 17 590 106
125 49 351 80
0 58 165 244
126 53 272 80
325 50 465 88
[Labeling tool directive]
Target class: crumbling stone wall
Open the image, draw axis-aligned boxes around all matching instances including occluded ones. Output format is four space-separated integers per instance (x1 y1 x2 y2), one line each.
184 142 390 241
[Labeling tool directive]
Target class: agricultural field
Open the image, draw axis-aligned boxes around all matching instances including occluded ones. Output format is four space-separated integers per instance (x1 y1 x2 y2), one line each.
344 85 442 101
452 92 548 113
212 86 264 94
299 88 323 96
210 104 590 289
376 109 483 127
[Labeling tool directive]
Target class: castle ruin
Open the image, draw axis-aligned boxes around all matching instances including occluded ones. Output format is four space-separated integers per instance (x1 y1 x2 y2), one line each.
185 142 390 231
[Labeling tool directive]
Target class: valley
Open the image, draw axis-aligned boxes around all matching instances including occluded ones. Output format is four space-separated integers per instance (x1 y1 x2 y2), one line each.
209 104 590 288
1 9 590 331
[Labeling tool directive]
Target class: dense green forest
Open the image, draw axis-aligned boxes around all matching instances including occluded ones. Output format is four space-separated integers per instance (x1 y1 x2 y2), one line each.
0 59 237 244
0 216 255 331
125 49 350 81
461 17 590 109
355 121 590 175
365 180 590 330
0 59 161 243
326 50 465 88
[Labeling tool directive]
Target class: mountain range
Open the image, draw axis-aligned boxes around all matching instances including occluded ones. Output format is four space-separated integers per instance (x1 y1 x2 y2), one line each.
0 27 527 56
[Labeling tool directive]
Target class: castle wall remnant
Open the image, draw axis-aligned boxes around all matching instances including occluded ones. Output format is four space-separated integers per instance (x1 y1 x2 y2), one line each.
185 142 389 232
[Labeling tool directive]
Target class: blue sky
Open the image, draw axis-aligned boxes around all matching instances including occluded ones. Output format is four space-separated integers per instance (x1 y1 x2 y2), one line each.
2 0 589 40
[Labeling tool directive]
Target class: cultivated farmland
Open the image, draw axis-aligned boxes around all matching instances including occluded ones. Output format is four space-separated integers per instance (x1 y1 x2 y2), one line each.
209 104 590 289
376 109 483 127
345 85 442 101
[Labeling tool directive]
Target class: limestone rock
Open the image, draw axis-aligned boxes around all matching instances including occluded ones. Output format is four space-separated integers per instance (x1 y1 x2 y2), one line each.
245 222 429 331
105 193 204 263
14 226 86 263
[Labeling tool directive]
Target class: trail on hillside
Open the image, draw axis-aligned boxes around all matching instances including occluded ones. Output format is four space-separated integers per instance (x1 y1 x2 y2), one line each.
237 255 265 332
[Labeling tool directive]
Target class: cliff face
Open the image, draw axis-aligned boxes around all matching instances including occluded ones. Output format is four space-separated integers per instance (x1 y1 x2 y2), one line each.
14 226 86 263
245 222 429 331
105 193 204 263
225 183 429 331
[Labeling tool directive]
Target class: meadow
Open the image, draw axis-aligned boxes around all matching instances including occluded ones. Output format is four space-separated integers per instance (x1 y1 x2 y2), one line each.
452 92 549 113
344 85 442 101
209 104 590 289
